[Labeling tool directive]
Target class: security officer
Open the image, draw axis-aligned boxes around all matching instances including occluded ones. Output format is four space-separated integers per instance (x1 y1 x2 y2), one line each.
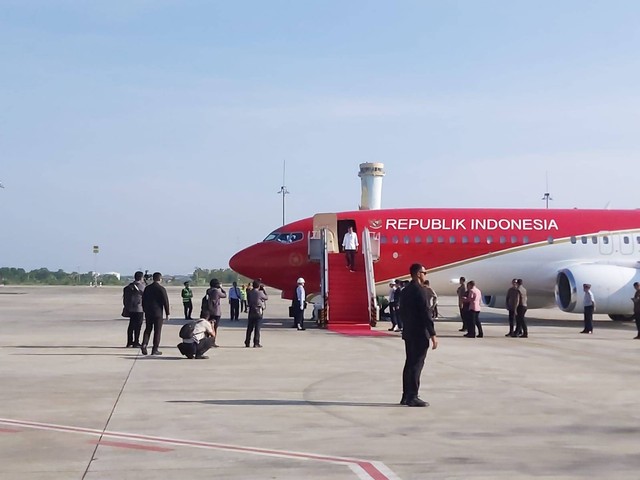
181 281 194 320
399 263 438 407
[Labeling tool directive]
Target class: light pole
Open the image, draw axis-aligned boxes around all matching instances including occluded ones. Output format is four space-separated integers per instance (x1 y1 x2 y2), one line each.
541 172 553 209
277 160 289 225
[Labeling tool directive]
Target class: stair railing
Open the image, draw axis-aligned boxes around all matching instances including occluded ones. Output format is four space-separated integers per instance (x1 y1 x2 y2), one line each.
362 227 379 326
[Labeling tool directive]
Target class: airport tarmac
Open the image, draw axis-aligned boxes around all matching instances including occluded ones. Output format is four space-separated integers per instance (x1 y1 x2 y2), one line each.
0 285 639 480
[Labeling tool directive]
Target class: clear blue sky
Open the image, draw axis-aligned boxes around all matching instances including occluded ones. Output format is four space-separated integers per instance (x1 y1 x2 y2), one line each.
2 1 640 274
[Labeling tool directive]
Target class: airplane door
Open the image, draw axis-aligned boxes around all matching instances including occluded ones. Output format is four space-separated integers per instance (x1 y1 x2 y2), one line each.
313 213 339 253
620 233 634 255
598 232 613 255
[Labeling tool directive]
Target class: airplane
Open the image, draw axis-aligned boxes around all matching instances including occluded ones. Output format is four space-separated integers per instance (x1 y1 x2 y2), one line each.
229 208 640 321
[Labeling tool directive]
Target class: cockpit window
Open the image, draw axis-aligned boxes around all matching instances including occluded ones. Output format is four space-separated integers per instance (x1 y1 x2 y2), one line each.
277 232 303 243
264 232 304 243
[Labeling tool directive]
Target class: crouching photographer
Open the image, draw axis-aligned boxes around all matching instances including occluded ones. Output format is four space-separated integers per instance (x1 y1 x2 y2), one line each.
177 318 215 359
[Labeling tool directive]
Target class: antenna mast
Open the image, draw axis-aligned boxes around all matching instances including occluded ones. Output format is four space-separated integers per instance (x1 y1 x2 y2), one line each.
277 160 289 225
541 171 553 209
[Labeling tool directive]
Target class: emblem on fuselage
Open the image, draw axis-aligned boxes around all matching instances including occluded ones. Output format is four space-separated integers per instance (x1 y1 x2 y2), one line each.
289 252 304 266
369 219 383 229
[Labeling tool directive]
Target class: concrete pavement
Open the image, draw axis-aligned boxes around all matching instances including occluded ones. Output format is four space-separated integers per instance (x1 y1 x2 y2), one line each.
0 285 639 479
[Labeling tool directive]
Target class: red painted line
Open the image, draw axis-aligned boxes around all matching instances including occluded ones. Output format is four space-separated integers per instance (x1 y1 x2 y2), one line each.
358 461 392 480
0 418 394 480
0 427 20 433
93 440 173 452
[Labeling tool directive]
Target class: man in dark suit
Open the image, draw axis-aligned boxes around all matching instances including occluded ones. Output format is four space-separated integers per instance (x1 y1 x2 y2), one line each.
141 272 170 356
400 263 438 407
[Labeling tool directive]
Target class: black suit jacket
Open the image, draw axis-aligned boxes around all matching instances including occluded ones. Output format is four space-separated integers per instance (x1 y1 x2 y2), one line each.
142 282 170 318
400 280 436 340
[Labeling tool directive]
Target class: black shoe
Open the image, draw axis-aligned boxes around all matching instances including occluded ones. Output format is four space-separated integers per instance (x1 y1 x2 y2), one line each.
509 333 518 337
519 334 528 338
406 397 429 407
151 350 162 355
463 334 475 338
212 343 219 348
399 396 407 405
195 355 209 359
140 345 148 355
244 342 250 347
505 332 513 337
125 343 133 348
253 344 262 348
477 334 483 338
458 328 466 332
388 328 395 331
132 342 142 348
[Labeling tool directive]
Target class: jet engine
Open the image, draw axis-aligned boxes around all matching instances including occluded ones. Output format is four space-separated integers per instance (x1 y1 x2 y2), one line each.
555 265 640 314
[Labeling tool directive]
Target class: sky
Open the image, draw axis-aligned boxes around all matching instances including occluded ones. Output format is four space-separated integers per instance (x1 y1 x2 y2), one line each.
1 0 640 275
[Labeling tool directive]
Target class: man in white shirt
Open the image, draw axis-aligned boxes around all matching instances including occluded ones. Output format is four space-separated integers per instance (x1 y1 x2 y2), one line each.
177 318 215 359
581 283 595 334
342 226 359 272
293 277 306 330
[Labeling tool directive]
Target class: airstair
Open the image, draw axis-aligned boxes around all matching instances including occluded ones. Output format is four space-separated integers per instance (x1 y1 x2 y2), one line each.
308 214 380 334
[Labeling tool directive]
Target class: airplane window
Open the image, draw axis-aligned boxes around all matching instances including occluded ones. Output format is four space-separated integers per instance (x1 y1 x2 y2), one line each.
462 236 469 244
623 236 630 244
263 232 280 242
276 232 303 243
392 235 399 244
403 235 410 244
380 235 387 244
415 236 422 243
591 236 597 244
570 236 576 244
474 236 480 244
437 236 444 244
523 236 529 244
603 236 609 244
499 236 506 244
547 236 554 244
511 235 518 244
487 235 493 244
427 236 433 244
449 236 456 244
581 236 587 244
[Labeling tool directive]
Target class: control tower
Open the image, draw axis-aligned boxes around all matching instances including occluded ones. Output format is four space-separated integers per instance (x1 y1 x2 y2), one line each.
358 162 385 210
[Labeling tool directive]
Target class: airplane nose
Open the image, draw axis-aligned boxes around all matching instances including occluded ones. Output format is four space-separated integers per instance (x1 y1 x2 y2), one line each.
229 248 248 276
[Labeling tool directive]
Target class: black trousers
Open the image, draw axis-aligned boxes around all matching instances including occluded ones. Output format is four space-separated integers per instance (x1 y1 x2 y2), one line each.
516 305 528 335
183 301 193 319
402 335 429 400
583 305 594 332
245 315 262 346
127 312 144 345
241 299 247 312
507 308 516 334
230 299 240 320
635 312 640 335
294 308 304 329
142 315 164 351
466 310 483 337
178 337 214 358
345 249 356 270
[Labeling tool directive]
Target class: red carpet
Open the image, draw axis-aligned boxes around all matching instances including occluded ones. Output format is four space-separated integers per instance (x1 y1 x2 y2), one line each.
327 324 394 336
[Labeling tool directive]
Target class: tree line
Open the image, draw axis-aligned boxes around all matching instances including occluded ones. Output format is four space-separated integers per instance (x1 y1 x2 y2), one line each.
0 267 249 286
